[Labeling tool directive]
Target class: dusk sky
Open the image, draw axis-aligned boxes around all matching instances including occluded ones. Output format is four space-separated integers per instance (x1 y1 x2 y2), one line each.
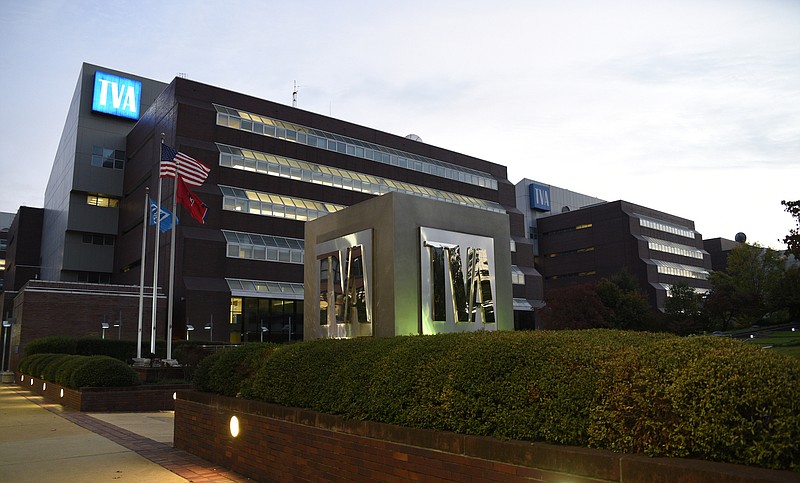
1 0 798 248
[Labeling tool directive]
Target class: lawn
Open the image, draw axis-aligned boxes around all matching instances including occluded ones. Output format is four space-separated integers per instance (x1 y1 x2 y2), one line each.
744 330 800 358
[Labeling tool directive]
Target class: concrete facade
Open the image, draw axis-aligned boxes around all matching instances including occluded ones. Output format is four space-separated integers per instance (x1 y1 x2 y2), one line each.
304 192 513 338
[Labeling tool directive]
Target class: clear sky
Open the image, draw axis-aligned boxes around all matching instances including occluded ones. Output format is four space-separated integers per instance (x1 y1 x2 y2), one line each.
1 0 797 248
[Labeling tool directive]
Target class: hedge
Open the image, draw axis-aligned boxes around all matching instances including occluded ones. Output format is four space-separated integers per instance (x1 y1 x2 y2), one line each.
193 343 276 397
227 330 799 471
18 353 140 389
23 336 221 362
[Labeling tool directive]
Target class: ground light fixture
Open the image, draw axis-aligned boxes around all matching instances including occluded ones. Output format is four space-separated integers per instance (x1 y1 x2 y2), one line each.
230 416 240 438
42 382 46 391
60 389 64 398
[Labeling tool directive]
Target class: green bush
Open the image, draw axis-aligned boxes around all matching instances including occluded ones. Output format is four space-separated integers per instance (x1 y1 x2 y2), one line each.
193 343 276 397
237 330 800 471
76 339 137 361
68 356 140 389
40 354 74 382
55 356 93 387
25 337 78 356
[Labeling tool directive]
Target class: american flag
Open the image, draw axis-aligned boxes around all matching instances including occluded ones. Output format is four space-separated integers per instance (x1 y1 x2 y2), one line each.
160 143 210 187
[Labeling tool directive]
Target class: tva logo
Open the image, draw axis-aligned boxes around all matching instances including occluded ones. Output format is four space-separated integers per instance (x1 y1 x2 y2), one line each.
91 71 142 120
530 183 551 212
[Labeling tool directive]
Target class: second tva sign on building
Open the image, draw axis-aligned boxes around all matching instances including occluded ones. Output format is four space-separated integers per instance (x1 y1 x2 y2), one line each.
304 192 513 338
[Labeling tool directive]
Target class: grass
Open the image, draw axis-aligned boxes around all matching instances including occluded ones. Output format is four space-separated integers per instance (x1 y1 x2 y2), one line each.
744 330 800 359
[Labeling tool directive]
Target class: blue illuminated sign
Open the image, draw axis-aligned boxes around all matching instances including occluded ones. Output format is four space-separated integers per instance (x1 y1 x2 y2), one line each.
530 183 551 211
91 71 142 120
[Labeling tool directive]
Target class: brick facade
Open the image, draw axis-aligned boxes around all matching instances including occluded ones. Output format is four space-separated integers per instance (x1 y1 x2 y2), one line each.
174 391 797 483
14 372 188 412
8 280 167 370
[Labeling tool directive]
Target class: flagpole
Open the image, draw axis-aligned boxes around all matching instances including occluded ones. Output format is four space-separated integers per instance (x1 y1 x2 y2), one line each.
166 163 179 360
136 186 150 358
151 135 165 356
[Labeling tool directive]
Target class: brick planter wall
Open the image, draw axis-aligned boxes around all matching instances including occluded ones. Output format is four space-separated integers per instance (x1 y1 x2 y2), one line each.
174 391 797 483
15 371 190 411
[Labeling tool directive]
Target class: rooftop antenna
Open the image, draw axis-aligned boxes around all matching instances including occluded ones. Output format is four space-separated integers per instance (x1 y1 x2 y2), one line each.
177 72 188 79
292 80 299 107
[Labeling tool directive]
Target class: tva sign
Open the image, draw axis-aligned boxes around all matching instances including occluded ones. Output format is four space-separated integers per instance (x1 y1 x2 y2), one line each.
91 71 142 120
530 183 551 212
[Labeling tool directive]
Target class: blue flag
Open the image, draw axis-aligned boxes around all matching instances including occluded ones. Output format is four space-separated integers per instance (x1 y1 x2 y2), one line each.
149 198 178 233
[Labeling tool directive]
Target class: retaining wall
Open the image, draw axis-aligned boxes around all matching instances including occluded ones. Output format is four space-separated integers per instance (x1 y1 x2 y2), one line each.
174 391 797 483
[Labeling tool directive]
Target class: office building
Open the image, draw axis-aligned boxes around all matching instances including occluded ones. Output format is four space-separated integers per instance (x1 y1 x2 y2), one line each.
2 62 541 356
536 200 712 311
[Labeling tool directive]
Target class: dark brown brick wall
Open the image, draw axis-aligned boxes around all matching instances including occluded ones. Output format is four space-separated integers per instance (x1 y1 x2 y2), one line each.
15 372 188 412
174 391 797 483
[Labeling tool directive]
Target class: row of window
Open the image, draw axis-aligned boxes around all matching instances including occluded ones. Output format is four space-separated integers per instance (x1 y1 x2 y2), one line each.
637 214 695 239
82 234 115 246
223 230 304 264
91 146 125 170
217 144 505 213
220 185 344 221
546 246 595 258
546 270 597 281
541 223 593 236
511 265 525 285
226 278 305 298
76 271 111 284
653 260 709 280
643 236 703 260
214 104 497 190
87 195 119 208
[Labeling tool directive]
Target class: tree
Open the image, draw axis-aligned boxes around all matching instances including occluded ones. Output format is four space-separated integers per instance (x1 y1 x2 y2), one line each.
539 283 607 330
705 271 743 332
664 282 709 335
595 274 654 331
781 200 800 258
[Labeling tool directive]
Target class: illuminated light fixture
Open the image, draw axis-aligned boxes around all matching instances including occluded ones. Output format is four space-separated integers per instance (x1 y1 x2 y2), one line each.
42 383 47 391
173 392 177 400
60 388 64 398
30 378 33 385
230 416 240 437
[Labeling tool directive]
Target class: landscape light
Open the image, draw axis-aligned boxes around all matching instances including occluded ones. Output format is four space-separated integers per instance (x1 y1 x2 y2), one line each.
230 416 240 437
60 389 64 398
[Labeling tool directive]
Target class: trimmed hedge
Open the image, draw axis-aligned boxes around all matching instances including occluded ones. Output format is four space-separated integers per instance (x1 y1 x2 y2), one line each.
24 337 78 357
226 330 800 471
18 353 140 389
193 343 276 397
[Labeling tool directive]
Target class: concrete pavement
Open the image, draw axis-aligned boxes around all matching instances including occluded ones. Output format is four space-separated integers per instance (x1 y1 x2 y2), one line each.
0 384 248 482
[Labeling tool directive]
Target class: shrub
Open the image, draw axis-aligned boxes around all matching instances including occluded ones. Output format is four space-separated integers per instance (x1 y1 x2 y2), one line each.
238 330 800 471
76 339 137 361
68 356 140 389
25 337 78 356
55 356 95 387
193 343 276 397
40 354 74 382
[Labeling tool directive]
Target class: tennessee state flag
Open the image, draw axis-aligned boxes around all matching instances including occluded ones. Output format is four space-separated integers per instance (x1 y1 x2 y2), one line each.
177 176 208 224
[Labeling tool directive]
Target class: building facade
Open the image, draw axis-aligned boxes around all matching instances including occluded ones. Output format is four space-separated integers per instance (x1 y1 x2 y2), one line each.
39 64 167 284
536 200 712 311
104 69 540 343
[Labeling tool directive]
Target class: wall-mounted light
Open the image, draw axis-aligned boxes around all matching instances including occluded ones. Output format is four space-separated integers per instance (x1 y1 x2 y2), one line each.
172 392 177 400
230 416 240 437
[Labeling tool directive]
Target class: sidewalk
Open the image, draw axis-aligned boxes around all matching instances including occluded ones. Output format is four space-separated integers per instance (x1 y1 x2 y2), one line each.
0 384 249 482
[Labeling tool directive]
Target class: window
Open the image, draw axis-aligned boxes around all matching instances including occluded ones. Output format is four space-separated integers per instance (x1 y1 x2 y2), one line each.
91 146 125 170
216 143 505 214
87 195 119 208
82 234 115 245
0 258 5 270
214 104 498 190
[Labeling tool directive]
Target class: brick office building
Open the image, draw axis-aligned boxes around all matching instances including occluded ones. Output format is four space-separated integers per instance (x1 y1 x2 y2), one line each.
536 200 712 312
2 63 542 361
